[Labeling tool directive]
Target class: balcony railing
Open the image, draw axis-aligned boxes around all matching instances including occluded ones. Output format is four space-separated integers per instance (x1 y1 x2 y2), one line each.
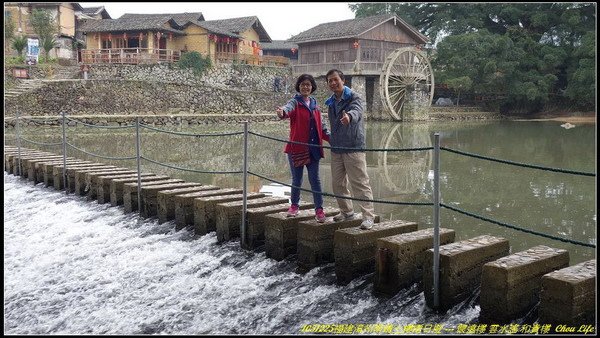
81 48 181 65
215 52 289 67
292 61 385 76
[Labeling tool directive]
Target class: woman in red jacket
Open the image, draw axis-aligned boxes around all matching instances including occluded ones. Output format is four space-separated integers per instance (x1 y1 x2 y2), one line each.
276 74 330 222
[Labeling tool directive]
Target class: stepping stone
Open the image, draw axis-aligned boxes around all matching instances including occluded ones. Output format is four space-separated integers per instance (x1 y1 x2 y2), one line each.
539 259 596 326
334 220 418 284
157 185 220 224
263 207 338 260
174 188 242 230
374 228 455 295
297 214 380 271
479 245 569 323
215 196 289 242
423 235 510 311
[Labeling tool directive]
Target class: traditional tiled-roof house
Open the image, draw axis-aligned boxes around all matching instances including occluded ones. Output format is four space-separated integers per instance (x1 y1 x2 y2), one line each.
288 14 428 115
79 6 111 20
4 2 83 59
288 14 428 76
261 40 299 63
78 13 284 66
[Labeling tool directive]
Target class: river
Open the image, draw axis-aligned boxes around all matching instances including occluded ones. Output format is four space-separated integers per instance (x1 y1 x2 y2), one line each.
3 119 596 334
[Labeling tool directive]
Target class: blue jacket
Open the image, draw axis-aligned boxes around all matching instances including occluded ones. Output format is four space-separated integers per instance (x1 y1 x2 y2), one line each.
324 86 365 153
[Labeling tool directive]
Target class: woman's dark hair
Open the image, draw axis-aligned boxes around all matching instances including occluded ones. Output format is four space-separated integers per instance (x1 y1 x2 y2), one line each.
326 69 345 81
295 74 317 93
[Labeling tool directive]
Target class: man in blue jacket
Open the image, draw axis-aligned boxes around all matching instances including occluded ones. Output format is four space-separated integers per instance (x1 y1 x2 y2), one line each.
324 69 375 229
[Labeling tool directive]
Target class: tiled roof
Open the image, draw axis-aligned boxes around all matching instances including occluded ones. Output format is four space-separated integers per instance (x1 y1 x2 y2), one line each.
288 14 428 44
190 21 242 39
78 13 272 41
81 6 102 15
80 6 112 19
79 17 185 35
261 40 298 50
202 16 271 42
119 12 204 26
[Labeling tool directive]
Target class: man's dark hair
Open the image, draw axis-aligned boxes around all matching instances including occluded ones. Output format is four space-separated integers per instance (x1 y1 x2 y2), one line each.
326 69 345 81
295 74 317 93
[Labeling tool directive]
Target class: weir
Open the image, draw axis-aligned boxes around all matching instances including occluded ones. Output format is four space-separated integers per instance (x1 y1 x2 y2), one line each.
4 130 595 327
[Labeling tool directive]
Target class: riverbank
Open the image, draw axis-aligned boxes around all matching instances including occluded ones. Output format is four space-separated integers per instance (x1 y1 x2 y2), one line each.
513 111 596 124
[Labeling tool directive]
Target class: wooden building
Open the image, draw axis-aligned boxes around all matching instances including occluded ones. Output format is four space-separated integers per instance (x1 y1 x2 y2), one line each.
261 40 299 63
288 14 429 117
4 2 83 59
288 13 428 77
78 13 287 66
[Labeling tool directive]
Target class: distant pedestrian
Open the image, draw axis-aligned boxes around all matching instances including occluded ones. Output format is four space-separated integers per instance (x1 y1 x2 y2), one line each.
282 76 289 94
273 76 281 92
276 74 330 222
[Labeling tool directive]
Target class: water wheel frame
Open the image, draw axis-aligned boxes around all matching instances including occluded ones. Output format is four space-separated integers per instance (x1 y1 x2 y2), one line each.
379 47 435 120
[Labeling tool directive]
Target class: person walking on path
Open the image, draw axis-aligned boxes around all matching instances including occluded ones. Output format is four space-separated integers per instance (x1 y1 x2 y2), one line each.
276 74 330 222
324 69 375 230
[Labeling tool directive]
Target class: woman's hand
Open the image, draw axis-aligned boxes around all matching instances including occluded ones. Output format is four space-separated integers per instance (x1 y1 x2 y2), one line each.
276 107 285 118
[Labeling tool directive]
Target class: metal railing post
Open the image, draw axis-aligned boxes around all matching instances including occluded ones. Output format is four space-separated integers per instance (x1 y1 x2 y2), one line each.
136 117 142 214
433 132 441 309
61 111 68 194
15 108 22 176
241 121 249 248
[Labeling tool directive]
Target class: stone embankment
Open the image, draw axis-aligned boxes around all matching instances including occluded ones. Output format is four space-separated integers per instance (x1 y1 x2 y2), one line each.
4 63 292 127
4 63 502 126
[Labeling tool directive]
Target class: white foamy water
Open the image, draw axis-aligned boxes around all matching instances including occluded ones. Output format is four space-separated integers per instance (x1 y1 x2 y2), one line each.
4 173 480 334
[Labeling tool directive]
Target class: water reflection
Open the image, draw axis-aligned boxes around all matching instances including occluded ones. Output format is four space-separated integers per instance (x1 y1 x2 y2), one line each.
5 120 596 264
376 123 432 195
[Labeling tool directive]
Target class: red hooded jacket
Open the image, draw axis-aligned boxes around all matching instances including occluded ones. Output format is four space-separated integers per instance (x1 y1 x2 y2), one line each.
281 95 330 158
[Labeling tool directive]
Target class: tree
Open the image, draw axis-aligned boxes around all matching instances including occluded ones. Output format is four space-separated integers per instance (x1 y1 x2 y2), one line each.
40 36 57 62
30 9 57 39
30 9 58 61
11 35 28 57
446 76 473 106
5 14 16 42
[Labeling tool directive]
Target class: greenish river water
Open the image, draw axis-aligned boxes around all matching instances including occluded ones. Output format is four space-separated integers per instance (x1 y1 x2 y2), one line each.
5 119 596 264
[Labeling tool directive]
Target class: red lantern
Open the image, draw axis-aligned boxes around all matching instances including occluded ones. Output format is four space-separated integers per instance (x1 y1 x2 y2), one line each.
108 33 112 41
123 32 127 40
139 32 144 40
353 40 359 49
157 32 162 39
291 48 297 54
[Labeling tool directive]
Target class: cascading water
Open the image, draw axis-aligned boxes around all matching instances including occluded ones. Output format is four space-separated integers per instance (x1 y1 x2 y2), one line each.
4 173 482 334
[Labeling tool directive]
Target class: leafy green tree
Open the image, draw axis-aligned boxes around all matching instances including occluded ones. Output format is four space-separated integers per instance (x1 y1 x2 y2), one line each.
40 36 57 62
11 35 28 57
5 15 16 42
564 31 595 108
29 9 57 39
446 76 473 106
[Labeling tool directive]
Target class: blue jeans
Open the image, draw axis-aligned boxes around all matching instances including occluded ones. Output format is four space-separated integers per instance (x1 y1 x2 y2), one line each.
288 154 323 210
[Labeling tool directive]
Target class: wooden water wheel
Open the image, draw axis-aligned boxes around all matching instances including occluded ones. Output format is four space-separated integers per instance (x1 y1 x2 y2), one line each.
379 47 434 120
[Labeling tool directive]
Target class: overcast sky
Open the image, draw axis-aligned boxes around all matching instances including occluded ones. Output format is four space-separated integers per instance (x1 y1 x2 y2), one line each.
79 2 357 40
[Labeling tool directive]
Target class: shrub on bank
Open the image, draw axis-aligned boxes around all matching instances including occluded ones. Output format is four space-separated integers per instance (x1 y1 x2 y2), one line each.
177 51 212 75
